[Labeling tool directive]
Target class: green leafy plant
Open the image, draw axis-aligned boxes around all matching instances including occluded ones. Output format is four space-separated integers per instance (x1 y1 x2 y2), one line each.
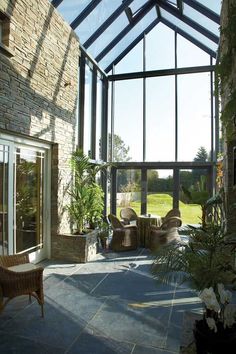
151 224 236 292
67 149 109 234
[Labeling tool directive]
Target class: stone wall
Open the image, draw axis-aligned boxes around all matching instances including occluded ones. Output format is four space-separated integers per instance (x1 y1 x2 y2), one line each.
220 0 236 233
0 0 80 255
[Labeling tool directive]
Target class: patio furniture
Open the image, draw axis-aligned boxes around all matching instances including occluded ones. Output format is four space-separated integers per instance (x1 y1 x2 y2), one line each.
149 216 182 251
0 254 44 317
120 207 138 225
138 214 162 247
161 208 181 223
108 214 138 252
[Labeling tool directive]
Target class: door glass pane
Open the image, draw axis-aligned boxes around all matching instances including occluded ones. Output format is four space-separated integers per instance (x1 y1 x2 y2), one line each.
15 148 44 253
179 169 210 225
116 169 141 218
0 145 9 255
147 169 173 217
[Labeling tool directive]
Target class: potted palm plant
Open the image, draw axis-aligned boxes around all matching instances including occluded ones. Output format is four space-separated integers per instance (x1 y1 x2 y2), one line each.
67 149 107 234
55 149 109 262
151 223 236 353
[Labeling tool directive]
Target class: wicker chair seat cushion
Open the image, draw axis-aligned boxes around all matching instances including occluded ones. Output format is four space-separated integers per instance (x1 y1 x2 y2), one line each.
8 263 39 272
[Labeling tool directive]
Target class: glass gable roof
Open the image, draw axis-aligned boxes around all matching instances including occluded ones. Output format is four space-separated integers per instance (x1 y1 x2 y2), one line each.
51 0 221 73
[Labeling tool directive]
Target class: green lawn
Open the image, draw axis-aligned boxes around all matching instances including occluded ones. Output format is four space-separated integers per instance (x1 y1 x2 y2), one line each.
117 193 202 225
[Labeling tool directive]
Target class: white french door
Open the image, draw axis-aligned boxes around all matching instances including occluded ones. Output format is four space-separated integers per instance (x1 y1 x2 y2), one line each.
0 135 51 263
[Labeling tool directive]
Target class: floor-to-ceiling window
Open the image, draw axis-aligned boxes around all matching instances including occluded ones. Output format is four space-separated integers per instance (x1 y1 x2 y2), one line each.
108 25 217 223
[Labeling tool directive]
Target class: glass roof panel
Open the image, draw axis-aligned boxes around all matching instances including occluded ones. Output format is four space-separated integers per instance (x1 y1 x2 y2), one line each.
195 0 222 14
129 0 149 14
57 0 92 24
183 3 219 36
160 8 218 52
99 8 157 70
87 13 129 59
74 0 123 43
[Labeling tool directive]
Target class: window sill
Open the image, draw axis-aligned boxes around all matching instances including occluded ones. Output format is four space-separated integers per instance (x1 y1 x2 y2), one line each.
0 42 14 57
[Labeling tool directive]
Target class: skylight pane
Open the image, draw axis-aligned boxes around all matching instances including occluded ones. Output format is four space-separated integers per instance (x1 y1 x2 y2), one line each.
196 0 222 15
74 0 122 43
129 0 148 13
183 4 219 36
99 8 157 70
161 8 218 52
87 13 129 58
57 0 92 24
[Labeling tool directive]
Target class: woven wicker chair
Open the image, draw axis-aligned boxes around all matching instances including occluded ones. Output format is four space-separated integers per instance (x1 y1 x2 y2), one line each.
149 216 182 251
108 214 138 252
0 254 44 317
120 207 138 225
161 208 181 223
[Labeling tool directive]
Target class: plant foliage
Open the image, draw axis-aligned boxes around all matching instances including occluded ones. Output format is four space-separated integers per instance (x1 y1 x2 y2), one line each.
67 149 109 234
151 224 236 292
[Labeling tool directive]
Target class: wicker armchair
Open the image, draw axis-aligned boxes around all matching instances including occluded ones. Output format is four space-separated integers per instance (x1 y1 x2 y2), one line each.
0 254 44 317
120 207 138 225
161 208 181 223
149 216 182 251
108 214 138 252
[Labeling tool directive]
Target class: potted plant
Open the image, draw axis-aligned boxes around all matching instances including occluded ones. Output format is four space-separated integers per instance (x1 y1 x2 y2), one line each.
67 149 108 234
151 223 236 352
55 149 110 263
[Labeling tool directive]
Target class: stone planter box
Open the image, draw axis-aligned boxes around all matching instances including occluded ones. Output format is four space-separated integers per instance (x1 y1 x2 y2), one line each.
53 229 99 263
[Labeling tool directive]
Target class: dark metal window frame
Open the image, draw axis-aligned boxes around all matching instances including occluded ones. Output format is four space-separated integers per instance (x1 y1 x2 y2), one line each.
51 0 220 73
110 163 213 216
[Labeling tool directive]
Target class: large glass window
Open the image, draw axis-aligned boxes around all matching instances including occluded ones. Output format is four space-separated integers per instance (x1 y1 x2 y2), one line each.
113 79 143 162
147 169 173 216
179 168 210 224
96 77 102 160
178 72 211 161
84 62 93 157
177 35 211 68
115 41 143 74
116 169 141 217
146 23 175 70
146 76 175 161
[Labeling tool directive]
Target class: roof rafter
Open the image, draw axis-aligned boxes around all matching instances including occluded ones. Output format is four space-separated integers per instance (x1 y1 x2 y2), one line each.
156 0 219 43
70 0 102 30
51 0 64 8
161 17 216 57
183 0 220 24
95 0 156 63
177 0 183 14
84 0 134 49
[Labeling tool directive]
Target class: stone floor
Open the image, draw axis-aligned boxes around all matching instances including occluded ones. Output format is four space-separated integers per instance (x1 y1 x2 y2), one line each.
0 248 203 354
